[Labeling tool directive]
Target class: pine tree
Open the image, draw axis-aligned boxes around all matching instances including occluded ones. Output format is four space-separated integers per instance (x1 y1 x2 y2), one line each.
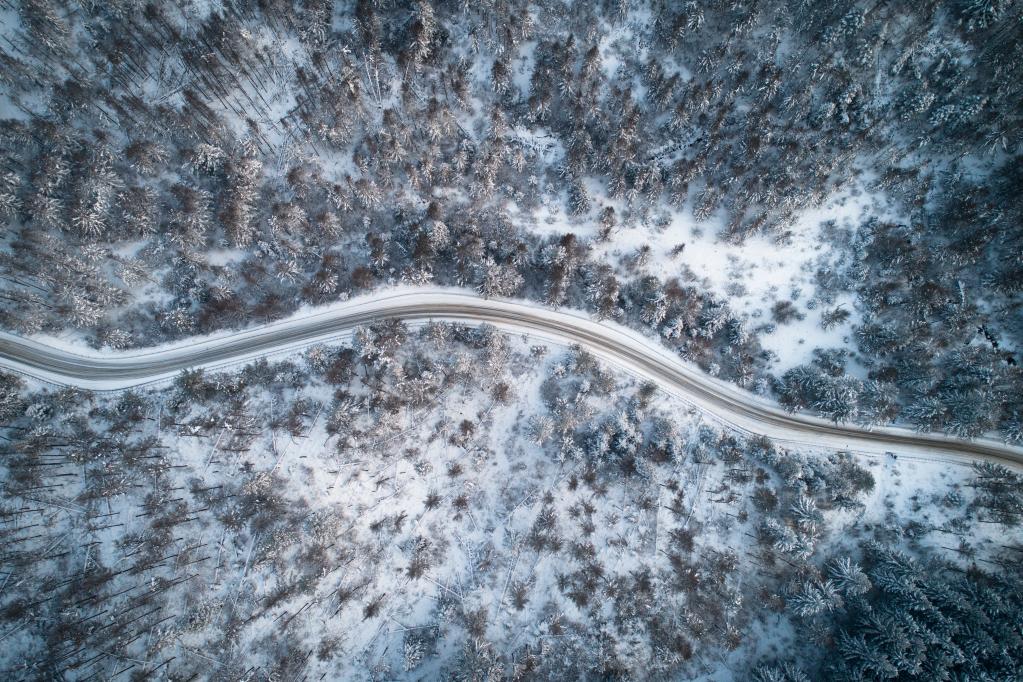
568 177 591 216
827 557 871 597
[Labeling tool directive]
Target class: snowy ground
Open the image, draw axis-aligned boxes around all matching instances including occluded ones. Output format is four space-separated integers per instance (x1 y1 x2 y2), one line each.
522 178 902 375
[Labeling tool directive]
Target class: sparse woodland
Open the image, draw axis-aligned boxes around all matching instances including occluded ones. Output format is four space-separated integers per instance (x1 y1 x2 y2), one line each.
1 322 1021 679
1 1 1022 679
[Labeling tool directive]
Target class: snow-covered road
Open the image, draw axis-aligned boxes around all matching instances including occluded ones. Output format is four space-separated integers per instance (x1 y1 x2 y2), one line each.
1 288 1020 468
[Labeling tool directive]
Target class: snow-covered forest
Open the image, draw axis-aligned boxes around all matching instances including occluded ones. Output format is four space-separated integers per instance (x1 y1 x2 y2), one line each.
0 0 1021 679
1 325 1020 679
0 0 1020 438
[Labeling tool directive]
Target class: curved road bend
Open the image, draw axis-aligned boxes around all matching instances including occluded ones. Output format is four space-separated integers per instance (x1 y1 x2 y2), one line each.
0 289 1020 469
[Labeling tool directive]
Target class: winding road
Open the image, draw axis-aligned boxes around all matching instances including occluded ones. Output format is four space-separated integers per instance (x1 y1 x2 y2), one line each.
1 288 1020 468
